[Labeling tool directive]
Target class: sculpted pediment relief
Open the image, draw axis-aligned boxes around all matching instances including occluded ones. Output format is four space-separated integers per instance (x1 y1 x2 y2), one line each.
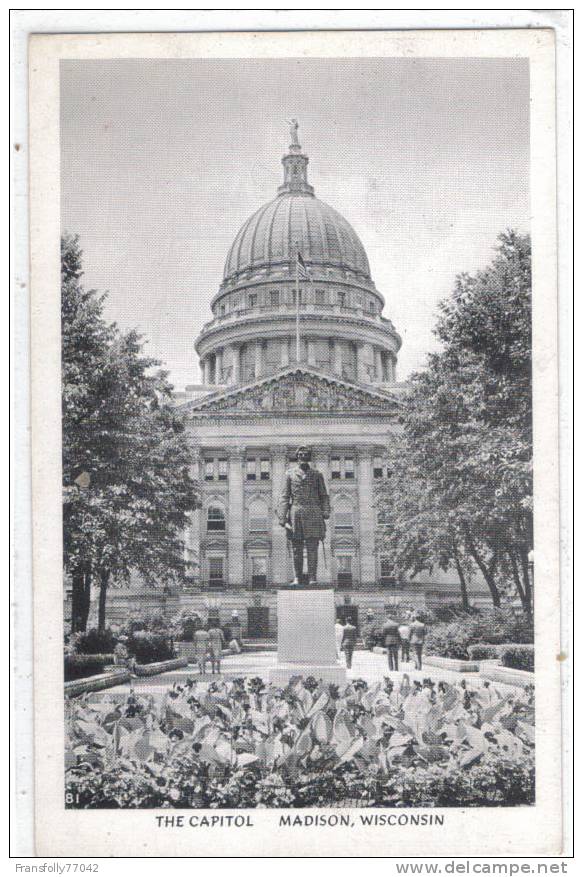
187 368 398 416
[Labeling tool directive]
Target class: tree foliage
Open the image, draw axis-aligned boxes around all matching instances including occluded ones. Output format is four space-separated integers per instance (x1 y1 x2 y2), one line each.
377 231 533 615
62 234 200 631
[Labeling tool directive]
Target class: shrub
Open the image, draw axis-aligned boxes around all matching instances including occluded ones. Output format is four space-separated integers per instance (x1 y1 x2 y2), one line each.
501 645 534 672
122 612 169 636
425 608 534 659
64 654 114 682
126 631 174 664
467 644 503 661
71 628 117 655
171 609 203 642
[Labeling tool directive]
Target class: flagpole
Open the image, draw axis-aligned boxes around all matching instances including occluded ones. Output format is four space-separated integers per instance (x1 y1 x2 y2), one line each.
295 252 301 363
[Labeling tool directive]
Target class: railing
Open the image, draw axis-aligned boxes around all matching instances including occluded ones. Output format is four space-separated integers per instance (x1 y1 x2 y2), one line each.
198 305 397 335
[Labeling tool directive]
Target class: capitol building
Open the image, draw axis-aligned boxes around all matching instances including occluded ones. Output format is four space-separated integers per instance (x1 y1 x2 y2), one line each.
110 127 488 636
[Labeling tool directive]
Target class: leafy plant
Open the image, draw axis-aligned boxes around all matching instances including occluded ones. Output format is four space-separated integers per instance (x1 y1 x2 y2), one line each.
71 628 118 655
65 674 535 809
65 654 114 682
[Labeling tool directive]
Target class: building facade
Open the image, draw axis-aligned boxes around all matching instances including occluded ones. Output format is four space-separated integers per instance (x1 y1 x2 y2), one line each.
102 129 489 635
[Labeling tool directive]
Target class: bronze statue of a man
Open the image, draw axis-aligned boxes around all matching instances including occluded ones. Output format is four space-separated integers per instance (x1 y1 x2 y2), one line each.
277 446 330 585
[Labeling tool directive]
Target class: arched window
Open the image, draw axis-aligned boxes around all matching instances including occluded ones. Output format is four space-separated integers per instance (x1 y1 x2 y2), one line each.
334 497 354 533
207 504 226 532
249 498 269 532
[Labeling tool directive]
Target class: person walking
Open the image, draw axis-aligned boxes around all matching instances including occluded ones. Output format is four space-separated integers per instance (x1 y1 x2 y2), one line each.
398 617 411 663
207 622 225 675
335 617 345 659
382 614 401 671
193 625 210 676
410 615 426 670
341 618 358 670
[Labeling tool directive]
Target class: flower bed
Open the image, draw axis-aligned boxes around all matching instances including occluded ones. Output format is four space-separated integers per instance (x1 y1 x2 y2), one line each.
65 675 535 809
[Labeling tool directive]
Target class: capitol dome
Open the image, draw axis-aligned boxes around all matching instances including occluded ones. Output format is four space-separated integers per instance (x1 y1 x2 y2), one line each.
224 193 371 281
195 124 401 390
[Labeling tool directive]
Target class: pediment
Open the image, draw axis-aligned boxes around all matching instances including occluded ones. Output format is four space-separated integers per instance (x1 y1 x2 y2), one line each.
183 366 399 416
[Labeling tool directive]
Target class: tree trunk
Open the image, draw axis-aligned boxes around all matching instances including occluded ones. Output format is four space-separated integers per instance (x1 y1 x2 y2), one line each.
71 562 92 632
507 547 528 612
98 570 110 632
464 530 501 607
518 547 533 623
452 543 470 611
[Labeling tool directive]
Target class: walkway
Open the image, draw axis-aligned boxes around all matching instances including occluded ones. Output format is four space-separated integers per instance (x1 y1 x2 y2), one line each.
111 649 519 696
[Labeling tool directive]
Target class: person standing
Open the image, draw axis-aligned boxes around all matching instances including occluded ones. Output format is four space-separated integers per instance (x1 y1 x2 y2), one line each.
193 625 210 676
410 615 426 670
207 622 225 675
342 618 357 670
398 617 411 663
361 610 376 651
382 614 401 671
335 617 345 659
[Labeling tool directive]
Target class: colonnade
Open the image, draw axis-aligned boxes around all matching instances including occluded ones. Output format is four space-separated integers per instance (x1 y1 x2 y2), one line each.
199 338 397 386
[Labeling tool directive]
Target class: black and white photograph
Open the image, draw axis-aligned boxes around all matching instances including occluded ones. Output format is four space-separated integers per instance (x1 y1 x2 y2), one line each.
21 25 566 858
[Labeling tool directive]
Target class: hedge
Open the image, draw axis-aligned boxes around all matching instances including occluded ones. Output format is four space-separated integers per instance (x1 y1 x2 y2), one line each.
501 645 534 673
64 654 115 682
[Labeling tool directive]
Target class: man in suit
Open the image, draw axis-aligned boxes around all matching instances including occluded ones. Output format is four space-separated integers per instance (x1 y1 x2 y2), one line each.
409 615 427 670
360 610 376 651
382 614 401 671
341 618 358 670
277 446 330 585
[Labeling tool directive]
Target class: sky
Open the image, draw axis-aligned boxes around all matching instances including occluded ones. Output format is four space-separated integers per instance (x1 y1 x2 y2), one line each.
61 57 529 389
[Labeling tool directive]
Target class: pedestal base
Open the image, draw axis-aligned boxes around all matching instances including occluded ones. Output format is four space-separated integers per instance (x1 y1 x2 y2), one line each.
268 588 347 686
270 662 347 686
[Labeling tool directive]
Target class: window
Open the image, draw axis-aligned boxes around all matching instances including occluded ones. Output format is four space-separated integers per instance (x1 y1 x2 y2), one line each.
208 556 225 589
246 458 256 481
220 304 226 316
260 458 271 481
207 505 226 532
368 300 376 314
338 292 346 308
334 498 354 533
377 509 388 526
249 499 269 532
373 456 384 479
337 555 353 588
218 458 228 481
344 457 355 479
204 459 215 481
251 556 268 590
291 290 303 305
380 557 396 588
315 289 326 305
248 293 257 309
331 457 341 479
270 290 280 307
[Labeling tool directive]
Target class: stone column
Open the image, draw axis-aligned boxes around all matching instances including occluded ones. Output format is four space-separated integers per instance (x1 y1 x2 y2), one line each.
271 447 289 586
333 339 343 377
231 344 241 384
307 338 316 366
356 342 369 383
255 341 265 378
391 355 397 383
216 348 224 384
227 449 245 588
187 454 201 582
314 447 332 584
357 447 376 587
200 358 208 385
281 337 290 367
374 348 383 383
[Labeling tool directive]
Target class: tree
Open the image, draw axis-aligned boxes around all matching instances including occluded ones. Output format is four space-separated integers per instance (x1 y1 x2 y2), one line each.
377 231 533 617
62 234 200 631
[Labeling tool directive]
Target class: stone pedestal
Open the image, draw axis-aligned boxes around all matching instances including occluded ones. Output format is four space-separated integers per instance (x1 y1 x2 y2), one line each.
269 588 347 686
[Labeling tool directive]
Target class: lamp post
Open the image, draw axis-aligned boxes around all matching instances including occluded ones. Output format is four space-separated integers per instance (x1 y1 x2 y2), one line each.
527 549 535 615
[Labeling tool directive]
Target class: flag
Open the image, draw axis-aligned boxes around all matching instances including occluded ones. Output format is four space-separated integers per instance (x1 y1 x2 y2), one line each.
296 251 315 289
